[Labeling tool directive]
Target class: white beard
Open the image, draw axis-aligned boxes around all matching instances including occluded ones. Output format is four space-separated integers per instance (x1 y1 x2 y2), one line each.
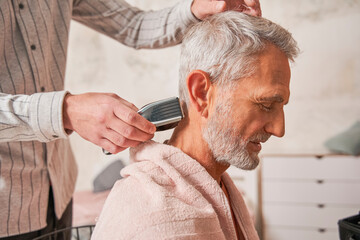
202 101 269 170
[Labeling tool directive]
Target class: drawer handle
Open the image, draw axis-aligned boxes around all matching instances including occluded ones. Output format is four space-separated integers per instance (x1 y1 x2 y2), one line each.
317 204 325 208
315 155 324 160
316 179 324 184
318 228 326 233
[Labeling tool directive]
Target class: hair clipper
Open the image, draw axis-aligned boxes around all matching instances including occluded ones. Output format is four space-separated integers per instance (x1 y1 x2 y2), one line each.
103 97 184 155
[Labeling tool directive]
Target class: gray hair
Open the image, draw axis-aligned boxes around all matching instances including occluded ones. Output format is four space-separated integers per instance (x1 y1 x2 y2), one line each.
179 11 299 107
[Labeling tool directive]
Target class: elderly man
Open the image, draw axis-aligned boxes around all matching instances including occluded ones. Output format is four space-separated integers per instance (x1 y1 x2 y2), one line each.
0 1 261 239
91 12 299 240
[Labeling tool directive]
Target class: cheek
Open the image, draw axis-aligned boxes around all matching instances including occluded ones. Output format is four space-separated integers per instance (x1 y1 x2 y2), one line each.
233 110 267 138
229 100 268 135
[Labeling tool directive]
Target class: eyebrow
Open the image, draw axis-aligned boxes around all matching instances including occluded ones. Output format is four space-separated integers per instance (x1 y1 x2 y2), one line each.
257 95 288 105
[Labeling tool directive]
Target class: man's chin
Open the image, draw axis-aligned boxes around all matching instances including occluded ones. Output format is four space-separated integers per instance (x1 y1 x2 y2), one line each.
232 152 260 170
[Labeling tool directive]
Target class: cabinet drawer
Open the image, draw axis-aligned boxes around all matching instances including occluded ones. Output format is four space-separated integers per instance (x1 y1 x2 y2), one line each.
262 156 360 180
263 204 359 229
263 181 360 205
264 226 338 240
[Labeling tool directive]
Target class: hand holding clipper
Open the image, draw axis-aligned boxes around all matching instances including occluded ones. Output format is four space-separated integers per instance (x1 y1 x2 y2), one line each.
103 97 184 155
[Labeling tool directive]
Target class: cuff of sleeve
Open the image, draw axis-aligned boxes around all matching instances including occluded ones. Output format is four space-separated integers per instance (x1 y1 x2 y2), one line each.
178 0 200 27
29 91 70 142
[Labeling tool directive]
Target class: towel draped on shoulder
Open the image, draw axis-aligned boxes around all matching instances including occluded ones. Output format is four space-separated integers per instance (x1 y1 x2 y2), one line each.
91 140 259 240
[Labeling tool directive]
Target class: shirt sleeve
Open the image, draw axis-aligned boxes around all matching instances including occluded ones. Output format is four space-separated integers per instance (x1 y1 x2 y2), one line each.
0 91 69 142
72 0 199 49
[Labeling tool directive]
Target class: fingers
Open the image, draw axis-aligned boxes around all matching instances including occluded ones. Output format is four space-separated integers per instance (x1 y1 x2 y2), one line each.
108 117 155 143
113 104 156 135
191 0 226 20
103 97 155 154
244 8 261 17
225 0 262 17
118 99 138 112
99 138 127 155
191 0 262 20
243 0 262 16
243 0 256 8
65 92 156 154
100 124 155 154
213 1 227 14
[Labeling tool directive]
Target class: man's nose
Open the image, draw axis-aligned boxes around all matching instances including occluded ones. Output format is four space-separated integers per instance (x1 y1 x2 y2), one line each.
265 110 285 138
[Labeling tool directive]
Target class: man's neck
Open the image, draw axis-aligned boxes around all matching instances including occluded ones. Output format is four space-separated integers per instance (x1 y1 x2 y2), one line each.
167 118 229 184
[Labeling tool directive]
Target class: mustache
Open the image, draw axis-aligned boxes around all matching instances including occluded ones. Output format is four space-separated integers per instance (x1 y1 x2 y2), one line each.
249 132 271 143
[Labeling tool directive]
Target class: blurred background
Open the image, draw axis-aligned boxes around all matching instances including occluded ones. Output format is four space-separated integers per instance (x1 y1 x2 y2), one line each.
65 0 360 239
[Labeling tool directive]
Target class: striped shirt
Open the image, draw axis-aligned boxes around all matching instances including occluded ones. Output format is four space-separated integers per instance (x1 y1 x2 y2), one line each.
0 0 197 237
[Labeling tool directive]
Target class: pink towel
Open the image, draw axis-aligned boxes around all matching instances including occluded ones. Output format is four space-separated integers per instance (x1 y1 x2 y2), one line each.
91 141 259 240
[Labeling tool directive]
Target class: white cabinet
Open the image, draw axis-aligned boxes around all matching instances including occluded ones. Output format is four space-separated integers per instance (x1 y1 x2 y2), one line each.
261 155 360 240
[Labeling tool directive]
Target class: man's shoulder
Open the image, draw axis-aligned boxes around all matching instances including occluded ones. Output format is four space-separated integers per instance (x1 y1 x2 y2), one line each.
93 164 223 239
92 141 230 239
111 159 209 211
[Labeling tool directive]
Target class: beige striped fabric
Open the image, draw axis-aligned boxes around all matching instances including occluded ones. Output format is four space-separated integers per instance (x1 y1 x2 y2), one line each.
0 0 197 237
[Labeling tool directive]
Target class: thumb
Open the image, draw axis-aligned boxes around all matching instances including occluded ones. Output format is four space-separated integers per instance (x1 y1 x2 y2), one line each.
192 0 226 20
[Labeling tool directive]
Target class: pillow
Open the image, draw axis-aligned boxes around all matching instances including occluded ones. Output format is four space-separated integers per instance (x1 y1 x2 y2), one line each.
324 121 360 156
93 160 125 192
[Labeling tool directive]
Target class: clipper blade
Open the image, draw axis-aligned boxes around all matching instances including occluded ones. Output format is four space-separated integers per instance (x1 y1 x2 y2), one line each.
138 97 184 131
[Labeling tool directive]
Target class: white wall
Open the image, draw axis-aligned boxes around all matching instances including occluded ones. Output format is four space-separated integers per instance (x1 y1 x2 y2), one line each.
65 0 360 191
260 0 360 155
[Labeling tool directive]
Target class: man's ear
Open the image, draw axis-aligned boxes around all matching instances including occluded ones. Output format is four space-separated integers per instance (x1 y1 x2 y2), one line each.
186 70 214 118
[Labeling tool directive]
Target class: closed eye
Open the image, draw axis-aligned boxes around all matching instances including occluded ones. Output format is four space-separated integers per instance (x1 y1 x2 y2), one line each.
258 103 272 112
